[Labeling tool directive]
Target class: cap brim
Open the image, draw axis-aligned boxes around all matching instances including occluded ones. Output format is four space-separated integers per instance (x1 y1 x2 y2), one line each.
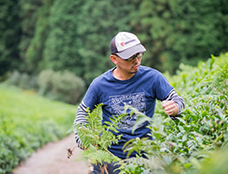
116 44 146 59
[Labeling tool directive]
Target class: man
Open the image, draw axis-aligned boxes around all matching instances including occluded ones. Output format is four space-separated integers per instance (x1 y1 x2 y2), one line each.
74 31 185 173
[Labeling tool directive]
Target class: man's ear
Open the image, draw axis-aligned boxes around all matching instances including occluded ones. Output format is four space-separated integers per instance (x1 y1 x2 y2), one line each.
110 55 118 65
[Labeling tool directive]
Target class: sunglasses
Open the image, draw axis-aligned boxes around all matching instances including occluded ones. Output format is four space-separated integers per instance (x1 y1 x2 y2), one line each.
113 52 143 61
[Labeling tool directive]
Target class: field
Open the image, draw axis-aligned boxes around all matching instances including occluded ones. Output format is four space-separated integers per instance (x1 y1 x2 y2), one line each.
0 85 77 174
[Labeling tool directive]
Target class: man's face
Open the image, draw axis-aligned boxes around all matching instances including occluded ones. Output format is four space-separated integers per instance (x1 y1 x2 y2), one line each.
114 52 143 74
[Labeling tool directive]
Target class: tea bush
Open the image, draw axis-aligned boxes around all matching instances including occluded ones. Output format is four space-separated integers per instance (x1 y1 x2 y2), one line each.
38 70 86 104
0 85 76 174
125 53 228 173
123 53 228 174
4 69 86 104
5 70 38 90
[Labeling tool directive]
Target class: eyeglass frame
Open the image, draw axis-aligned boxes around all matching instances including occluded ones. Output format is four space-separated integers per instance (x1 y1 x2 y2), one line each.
112 52 143 61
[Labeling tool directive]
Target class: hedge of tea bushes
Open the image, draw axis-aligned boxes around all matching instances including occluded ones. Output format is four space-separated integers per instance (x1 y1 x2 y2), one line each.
120 53 228 174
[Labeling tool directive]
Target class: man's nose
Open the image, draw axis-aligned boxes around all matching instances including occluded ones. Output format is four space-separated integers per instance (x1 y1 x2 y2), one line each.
133 57 141 63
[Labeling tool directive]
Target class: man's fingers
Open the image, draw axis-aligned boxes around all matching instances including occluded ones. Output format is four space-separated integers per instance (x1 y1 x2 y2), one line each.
164 103 176 111
162 100 178 116
161 100 168 108
162 100 174 108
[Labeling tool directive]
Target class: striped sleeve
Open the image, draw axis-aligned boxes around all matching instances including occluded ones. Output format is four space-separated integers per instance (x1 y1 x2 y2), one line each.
73 101 88 149
164 89 185 115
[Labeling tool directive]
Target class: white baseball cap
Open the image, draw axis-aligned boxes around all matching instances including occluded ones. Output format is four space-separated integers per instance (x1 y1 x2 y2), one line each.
110 32 146 59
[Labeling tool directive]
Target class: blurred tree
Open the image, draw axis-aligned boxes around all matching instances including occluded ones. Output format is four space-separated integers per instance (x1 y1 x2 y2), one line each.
135 0 228 73
43 0 85 78
24 0 54 73
0 0 21 77
18 0 54 73
18 0 41 72
43 0 135 85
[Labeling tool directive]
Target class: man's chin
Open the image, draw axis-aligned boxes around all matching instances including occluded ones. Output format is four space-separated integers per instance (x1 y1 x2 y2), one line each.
132 65 140 72
130 69 139 74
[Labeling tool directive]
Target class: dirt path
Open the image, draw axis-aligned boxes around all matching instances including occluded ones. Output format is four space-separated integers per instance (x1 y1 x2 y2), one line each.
13 134 89 174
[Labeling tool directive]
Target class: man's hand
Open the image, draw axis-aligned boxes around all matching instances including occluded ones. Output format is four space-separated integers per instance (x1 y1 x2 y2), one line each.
161 100 178 116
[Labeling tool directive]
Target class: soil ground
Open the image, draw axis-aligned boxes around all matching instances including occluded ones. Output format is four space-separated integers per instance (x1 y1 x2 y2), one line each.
13 134 89 174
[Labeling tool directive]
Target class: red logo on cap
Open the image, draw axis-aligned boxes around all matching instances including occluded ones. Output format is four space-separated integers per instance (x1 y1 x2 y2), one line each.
120 42 125 46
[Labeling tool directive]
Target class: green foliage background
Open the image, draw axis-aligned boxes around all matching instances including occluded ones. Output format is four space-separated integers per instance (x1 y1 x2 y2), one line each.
0 0 227 84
